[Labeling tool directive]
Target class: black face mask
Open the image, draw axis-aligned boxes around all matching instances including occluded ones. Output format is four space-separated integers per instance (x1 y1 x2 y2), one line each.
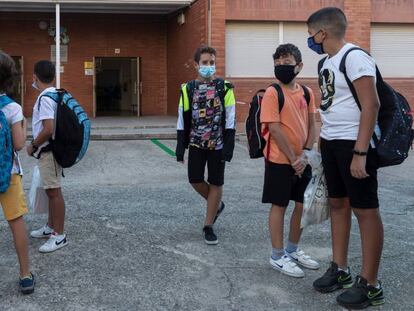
274 65 299 84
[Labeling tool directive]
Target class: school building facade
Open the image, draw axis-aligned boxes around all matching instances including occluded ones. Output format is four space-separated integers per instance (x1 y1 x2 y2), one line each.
1 0 413 121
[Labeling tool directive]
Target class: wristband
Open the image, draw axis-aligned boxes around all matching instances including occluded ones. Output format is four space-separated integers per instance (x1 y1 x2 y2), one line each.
353 149 367 156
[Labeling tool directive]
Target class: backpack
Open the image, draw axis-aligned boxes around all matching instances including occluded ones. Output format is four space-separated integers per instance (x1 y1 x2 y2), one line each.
246 84 311 159
38 89 91 168
319 47 414 167
0 95 14 192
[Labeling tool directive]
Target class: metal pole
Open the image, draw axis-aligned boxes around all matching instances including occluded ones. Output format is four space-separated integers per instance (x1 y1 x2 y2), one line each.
56 2 61 89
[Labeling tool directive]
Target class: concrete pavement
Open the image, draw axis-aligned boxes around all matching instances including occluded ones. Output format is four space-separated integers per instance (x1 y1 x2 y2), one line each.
0 140 413 310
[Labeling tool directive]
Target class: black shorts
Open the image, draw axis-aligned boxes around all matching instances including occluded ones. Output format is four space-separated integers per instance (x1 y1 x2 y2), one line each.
262 161 312 207
320 138 379 209
188 146 225 186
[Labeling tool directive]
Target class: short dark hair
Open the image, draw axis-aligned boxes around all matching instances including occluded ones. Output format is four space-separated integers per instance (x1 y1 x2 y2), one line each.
194 46 217 63
0 51 19 94
273 44 302 64
34 60 55 83
307 7 347 38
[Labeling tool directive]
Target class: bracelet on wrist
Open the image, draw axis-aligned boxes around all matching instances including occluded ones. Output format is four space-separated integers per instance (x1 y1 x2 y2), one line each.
353 149 367 156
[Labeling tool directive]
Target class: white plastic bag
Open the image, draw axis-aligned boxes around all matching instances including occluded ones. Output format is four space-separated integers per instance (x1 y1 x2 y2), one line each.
301 164 330 228
28 166 49 214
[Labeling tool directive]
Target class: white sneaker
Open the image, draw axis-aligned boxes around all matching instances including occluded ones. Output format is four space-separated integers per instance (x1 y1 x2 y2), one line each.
287 249 320 270
30 224 53 239
269 255 305 278
39 234 68 253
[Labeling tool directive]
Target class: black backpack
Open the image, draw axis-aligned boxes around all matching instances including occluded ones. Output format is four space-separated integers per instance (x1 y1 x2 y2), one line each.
246 84 310 159
319 47 414 167
38 89 91 168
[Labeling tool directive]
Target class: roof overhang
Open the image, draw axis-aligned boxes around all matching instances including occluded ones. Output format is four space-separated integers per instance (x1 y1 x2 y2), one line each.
0 0 196 14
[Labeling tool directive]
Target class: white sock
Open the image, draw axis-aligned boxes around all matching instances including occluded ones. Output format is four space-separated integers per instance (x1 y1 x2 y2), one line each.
338 267 349 274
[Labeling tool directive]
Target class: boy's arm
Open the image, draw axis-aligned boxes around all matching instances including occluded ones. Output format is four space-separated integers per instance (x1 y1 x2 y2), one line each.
268 122 298 165
304 113 317 150
27 119 54 155
351 76 380 179
11 117 26 151
176 85 186 163
222 84 236 162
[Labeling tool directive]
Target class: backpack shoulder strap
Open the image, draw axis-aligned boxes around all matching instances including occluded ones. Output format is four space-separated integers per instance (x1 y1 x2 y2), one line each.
300 85 311 106
270 84 285 113
0 95 14 109
339 47 369 111
318 56 328 74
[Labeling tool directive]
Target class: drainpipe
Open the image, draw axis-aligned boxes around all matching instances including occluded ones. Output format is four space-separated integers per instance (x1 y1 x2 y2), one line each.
55 1 61 89
207 0 212 46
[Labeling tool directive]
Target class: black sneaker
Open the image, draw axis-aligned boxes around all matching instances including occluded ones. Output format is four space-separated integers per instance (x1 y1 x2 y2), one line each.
19 273 35 295
203 226 218 245
213 202 225 224
337 275 385 309
313 262 353 293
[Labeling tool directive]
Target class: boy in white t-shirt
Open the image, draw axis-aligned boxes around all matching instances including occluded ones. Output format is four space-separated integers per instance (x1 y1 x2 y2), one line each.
26 60 68 253
0 51 35 294
306 7 384 309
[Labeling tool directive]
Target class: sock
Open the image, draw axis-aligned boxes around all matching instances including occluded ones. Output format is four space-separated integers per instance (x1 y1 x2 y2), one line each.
369 282 381 289
285 241 298 254
338 266 350 274
20 274 33 280
271 248 285 261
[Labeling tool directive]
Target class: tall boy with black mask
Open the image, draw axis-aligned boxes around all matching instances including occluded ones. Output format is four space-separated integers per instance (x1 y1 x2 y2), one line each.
260 44 319 278
307 7 385 309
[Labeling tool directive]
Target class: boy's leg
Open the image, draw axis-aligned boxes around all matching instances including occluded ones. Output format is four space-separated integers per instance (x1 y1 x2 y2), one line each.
330 197 352 268
9 216 30 277
191 182 209 199
46 188 65 234
353 208 383 285
205 185 222 226
269 205 286 249
288 202 303 245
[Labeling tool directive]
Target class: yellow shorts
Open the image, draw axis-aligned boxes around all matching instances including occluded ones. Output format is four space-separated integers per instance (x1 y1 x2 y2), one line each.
39 151 62 189
0 175 28 221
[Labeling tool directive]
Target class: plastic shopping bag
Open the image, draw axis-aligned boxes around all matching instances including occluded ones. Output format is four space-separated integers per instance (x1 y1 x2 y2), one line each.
301 164 330 228
28 166 49 214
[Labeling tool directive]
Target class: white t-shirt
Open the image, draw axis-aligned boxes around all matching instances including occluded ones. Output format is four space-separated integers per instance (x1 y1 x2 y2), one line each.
318 43 379 141
0 95 24 175
32 87 57 148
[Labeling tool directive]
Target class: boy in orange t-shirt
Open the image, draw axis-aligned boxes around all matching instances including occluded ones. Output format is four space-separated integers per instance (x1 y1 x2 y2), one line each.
260 44 318 278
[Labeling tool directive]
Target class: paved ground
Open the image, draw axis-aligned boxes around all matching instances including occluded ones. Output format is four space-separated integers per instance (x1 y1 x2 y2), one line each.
0 140 413 311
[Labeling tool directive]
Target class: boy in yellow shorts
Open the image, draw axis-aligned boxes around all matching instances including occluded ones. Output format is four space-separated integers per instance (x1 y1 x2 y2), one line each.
0 51 35 294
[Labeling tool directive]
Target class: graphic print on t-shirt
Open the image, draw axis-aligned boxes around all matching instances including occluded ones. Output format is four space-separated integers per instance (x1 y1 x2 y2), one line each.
189 81 223 150
319 68 336 111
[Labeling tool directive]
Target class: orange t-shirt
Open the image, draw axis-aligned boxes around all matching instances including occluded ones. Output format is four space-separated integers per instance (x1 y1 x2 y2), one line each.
260 84 317 164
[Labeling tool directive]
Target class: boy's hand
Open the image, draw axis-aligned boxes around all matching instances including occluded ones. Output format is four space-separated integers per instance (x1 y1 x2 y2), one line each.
351 155 369 179
292 153 307 175
26 144 34 156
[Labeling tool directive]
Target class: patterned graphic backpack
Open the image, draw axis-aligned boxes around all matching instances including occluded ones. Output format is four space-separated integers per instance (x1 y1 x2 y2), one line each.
0 95 14 193
38 89 91 168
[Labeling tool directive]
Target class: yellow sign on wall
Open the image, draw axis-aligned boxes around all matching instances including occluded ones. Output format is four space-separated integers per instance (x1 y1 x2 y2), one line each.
84 61 93 69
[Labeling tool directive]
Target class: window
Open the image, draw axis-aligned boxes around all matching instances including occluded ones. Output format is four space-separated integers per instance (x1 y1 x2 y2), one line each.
225 22 322 78
371 24 414 77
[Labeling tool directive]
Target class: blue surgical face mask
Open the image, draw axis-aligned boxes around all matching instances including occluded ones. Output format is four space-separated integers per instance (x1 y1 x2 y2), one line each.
307 30 325 55
198 65 216 79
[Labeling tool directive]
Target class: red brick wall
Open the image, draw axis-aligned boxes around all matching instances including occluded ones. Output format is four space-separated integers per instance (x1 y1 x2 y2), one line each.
344 0 371 50
210 0 226 77
166 0 208 115
226 0 343 21
0 13 168 117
